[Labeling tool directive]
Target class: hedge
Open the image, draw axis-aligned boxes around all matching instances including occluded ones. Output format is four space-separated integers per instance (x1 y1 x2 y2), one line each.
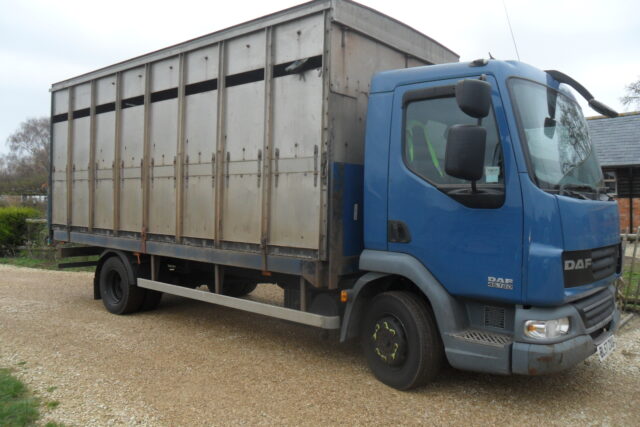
0 207 40 255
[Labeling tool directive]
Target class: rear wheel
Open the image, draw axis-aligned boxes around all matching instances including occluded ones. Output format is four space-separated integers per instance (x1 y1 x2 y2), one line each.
99 256 145 314
362 291 443 390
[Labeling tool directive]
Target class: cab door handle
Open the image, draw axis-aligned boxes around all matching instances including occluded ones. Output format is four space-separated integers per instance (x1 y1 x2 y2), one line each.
388 220 411 243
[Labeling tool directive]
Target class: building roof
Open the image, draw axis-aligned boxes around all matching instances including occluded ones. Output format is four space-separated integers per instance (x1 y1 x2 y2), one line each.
588 112 640 167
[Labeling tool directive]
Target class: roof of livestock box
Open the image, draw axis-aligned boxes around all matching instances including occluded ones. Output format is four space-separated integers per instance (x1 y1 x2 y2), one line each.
51 0 459 91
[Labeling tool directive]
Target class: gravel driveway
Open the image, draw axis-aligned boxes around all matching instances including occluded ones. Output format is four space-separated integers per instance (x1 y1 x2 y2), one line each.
1 264 639 426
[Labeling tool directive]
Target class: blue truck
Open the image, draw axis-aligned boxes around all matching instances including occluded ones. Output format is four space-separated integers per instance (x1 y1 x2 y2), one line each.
50 0 620 390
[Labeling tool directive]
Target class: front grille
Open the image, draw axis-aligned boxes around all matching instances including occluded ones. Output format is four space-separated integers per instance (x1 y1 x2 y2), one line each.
573 289 615 331
591 245 618 281
563 244 619 288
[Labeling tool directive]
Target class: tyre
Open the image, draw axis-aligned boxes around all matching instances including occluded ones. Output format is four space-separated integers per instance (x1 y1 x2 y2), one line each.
99 256 145 314
362 291 443 390
206 277 257 297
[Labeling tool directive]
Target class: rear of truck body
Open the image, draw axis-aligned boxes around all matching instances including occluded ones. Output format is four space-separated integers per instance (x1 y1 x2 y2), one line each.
49 0 620 389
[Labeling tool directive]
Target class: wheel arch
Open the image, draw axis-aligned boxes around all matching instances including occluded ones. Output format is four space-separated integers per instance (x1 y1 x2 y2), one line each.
340 250 466 342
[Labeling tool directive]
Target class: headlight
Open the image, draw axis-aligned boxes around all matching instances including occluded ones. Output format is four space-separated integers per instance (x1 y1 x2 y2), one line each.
524 317 570 339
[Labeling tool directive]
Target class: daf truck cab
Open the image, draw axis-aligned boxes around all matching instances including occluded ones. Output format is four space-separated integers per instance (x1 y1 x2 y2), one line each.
351 59 620 389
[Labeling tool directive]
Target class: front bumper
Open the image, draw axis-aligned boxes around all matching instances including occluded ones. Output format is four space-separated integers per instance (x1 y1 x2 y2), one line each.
444 284 619 376
512 292 620 375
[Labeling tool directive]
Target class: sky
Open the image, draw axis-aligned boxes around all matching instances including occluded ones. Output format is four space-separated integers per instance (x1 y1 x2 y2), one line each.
1 0 639 154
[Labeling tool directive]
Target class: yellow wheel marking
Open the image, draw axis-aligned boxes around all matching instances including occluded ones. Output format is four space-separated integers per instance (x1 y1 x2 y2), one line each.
382 321 396 336
390 343 399 360
375 348 387 361
372 323 380 340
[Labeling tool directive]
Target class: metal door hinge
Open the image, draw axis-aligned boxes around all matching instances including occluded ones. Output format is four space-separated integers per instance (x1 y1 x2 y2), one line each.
313 145 319 187
257 149 262 188
226 151 230 188
274 148 280 188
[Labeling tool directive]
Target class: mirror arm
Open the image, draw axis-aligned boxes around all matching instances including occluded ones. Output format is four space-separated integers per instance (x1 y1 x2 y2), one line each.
545 69 618 118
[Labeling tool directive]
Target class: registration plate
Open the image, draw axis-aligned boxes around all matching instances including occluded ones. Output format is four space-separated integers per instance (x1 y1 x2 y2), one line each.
597 334 616 362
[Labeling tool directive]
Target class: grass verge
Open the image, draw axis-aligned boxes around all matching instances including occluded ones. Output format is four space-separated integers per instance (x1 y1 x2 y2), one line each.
0 367 65 427
0 368 40 426
0 251 96 272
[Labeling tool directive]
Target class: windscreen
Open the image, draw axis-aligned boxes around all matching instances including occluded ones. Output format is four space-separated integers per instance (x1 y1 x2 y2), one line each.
510 78 604 198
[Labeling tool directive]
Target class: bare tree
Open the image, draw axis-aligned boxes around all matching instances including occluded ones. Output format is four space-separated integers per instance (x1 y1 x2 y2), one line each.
621 78 640 110
1 117 50 194
6 117 50 175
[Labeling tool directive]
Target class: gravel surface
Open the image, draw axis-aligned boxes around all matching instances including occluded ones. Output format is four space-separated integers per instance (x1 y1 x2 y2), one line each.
1 264 639 426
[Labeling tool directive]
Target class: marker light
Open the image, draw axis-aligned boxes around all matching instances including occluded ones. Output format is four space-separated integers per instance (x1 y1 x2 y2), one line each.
524 317 570 339
340 290 348 303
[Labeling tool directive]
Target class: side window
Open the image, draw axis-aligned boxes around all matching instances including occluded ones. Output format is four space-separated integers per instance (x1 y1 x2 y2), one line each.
404 96 503 187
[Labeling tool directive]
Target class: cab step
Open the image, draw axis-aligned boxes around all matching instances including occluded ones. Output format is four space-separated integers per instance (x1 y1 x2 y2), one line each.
451 329 512 347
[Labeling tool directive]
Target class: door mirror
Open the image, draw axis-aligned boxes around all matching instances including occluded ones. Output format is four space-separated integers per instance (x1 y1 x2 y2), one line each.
445 124 487 182
455 79 492 118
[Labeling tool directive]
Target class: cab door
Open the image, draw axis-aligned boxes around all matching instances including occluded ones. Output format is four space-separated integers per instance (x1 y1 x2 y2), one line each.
387 76 524 303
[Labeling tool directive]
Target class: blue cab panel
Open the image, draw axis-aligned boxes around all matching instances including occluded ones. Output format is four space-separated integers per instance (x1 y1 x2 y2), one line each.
363 91 394 252
332 162 364 257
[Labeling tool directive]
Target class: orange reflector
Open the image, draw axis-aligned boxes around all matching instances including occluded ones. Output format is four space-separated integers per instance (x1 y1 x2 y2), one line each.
261 271 272 276
340 290 348 303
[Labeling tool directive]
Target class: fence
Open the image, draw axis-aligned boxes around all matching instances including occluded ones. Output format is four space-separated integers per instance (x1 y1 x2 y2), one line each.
24 218 49 257
620 230 640 315
0 194 47 206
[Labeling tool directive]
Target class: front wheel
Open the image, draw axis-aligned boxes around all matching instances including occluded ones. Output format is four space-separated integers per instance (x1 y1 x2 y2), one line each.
362 291 443 390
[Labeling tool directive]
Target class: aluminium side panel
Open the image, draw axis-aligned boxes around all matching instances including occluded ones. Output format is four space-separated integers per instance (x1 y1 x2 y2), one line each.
71 115 90 228
408 57 428 68
328 24 408 164
183 45 219 239
273 12 325 63
269 73 323 250
268 13 325 251
94 75 117 230
51 89 69 226
148 56 180 236
220 32 266 245
331 0 459 66
70 82 92 228
118 67 146 233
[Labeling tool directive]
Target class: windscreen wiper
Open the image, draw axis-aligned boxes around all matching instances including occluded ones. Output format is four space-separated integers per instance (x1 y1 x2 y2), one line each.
558 183 598 200
544 70 618 118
